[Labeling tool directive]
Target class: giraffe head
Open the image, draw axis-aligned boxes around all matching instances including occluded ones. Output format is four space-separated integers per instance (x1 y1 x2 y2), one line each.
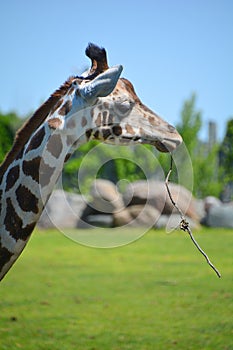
75 43 182 152
0 43 181 182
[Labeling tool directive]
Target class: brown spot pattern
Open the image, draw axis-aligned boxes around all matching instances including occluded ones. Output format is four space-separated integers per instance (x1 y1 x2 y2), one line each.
4 198 23 239
66 135 74 146
81 117 87 127
91 108 95 118
112 125 122 136
25 127 46 153
23 156 56 186
85 129 92 139
148 116 159 126
21 222 36 240
64 153 72 163
58 100 72 116
3 197 36 241
93 130 100 139
0 246 13 273
39 159 56 187
15 148 24 161
23 157 41 183
16 185 39 214
46 134 63 159
108 114 114 124
66 118 76 129
102 129 111 140
95 113 101 127
6 165 20 191
125 124 135 135
48 118 62 130
102 111 108 125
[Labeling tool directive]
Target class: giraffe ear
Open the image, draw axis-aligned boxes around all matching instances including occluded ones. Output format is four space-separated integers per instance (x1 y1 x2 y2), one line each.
80 65 123 100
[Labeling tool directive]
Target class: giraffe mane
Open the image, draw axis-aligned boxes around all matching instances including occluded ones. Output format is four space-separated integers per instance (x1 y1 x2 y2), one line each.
0 76 75 179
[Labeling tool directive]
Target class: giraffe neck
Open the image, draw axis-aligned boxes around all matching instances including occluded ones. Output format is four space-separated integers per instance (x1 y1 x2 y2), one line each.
0 96 95 280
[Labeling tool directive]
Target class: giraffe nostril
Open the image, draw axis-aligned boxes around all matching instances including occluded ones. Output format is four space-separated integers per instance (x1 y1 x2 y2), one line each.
167 124 176 133
112 125 122 136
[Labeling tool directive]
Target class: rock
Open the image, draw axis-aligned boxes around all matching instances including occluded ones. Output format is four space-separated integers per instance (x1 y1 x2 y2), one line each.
112 208 132 227
123 180 198 220
204 196 222 212
84 214 113 228
203 203 233 228
193 199 205 221
38 189 86 229
113 204 161 227
89 179 125 213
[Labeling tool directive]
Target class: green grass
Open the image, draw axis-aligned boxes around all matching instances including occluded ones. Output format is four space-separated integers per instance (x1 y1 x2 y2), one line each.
0 227 232 350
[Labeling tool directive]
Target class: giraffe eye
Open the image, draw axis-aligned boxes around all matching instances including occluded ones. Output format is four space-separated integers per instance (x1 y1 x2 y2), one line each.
72 78 83 87
115 100 134 115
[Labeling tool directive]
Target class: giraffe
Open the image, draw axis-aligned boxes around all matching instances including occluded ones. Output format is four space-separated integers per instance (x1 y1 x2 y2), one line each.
0 43 182 281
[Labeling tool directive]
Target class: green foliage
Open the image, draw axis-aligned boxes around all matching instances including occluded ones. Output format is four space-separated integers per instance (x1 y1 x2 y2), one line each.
63 142 160 194
175 94 222 198
218 118 233 201
0 228 232 350
194 143 222 197
0 111 23 164
219 119 233 183
176 93 202 154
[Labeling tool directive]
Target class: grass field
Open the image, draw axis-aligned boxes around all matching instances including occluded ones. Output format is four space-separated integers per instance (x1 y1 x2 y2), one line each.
0 227 232 350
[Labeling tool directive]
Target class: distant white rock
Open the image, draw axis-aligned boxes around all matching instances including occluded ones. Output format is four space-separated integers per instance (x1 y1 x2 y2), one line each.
90 179 125 213
113 204 160 227
203 202 233 228
123 180 199 221
38 189 87 229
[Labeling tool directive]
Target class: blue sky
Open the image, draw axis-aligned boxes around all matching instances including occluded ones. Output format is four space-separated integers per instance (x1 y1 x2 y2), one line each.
1 0 232 140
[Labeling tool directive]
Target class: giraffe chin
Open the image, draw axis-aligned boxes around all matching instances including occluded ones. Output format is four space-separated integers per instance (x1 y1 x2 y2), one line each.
150 140 173 153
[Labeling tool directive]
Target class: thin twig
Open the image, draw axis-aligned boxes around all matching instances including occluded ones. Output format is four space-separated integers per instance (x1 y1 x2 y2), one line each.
165 154 221 278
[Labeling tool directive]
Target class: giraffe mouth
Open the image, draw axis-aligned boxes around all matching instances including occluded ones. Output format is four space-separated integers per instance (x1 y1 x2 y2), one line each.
118 137 178 152
104 131 181 152
101 123 182 152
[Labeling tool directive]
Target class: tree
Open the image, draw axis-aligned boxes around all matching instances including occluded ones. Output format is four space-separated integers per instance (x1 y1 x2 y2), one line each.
0 112 22 164
176 93 202 154
176 94 222 198
219 118 233 200
156 94 202 190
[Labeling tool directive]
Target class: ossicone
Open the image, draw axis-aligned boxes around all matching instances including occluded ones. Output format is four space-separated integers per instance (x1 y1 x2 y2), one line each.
85 43 109 78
